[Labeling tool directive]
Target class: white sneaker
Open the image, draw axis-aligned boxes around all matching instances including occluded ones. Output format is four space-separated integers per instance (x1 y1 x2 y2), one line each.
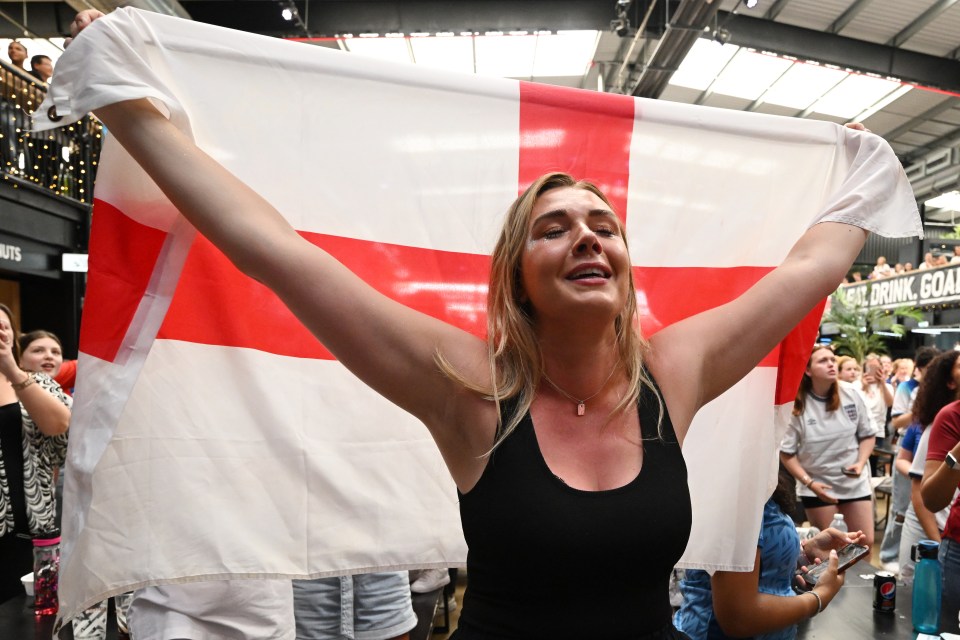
411 568 450 593
446 595 458 612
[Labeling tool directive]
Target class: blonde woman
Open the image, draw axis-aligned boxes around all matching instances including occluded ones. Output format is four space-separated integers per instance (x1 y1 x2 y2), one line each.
835 355 861 384
70 10 880 638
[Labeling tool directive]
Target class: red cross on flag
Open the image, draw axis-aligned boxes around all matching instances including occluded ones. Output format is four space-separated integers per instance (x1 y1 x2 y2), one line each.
37 8 920 627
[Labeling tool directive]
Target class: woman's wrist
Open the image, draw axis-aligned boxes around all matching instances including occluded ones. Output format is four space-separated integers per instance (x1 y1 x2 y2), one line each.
804 589 823 616
801 475 814 487
9 370 33 391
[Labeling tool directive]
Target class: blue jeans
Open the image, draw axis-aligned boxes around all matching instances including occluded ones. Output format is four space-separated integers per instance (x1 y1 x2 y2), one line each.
940 537 960 633
292 572 416 640
879 472 911 562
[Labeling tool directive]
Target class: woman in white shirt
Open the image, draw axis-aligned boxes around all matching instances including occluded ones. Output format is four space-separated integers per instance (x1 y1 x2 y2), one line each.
781 346 878 547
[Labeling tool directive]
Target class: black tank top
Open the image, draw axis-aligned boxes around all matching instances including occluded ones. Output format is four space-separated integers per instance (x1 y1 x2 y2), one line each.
455 376 692 639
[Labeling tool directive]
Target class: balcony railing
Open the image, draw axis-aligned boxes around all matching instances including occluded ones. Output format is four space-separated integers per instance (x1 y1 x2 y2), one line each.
0 59 102 205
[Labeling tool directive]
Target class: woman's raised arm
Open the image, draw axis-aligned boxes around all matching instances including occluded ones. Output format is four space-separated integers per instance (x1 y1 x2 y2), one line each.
650 220 866 438
94 100 491 436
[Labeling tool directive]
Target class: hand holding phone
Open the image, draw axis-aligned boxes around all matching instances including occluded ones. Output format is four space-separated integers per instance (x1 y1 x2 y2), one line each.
841 466 860 477
801 543 869 587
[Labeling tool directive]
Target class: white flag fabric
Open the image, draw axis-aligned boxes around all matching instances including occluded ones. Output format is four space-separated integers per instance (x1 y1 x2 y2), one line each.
35 8 921 629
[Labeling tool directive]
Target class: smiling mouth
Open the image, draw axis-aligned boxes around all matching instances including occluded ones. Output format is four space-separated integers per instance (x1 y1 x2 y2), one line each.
565 265 611 280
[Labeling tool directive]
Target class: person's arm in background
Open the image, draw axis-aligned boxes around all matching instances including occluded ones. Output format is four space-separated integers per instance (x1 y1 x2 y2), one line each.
713 525 865 638
781 451 837 505
846 436 876 476
890 380 914 430
0 325 70 436
921 408 960 512
895 447 915 477
911 476 942 542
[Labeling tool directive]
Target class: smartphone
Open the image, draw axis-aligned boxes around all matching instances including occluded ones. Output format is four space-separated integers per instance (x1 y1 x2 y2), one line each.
801 543 870 587
841 466 860 477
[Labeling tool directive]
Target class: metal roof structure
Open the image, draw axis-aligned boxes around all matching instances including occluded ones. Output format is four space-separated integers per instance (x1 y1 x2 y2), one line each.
3 0 958 220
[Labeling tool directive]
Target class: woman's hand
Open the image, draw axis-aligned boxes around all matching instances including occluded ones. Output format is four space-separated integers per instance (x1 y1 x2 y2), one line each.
0 324 22 382
811 550 844 611
809 480 838 504
804 528 867 563
66 10 105 46
843 461 864 476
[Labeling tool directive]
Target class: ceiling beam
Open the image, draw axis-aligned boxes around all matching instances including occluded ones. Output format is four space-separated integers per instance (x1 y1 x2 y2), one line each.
884 97 960 145
722 12 960 92
630 0 720 98
827 0 875 34
762 0 793 21
887 0 959 48
181 0 616 37
904 119 960 165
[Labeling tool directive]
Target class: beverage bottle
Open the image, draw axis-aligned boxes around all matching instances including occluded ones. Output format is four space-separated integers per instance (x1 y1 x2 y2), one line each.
911 540 941 634
32 530 60 616
828 513 847 533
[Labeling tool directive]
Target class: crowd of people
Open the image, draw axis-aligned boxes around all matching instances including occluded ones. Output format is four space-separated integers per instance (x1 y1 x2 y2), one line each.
5 40 55 83
846 247 960 282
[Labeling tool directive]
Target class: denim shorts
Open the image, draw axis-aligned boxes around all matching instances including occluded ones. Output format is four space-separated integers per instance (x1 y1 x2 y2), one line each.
292 572 416 640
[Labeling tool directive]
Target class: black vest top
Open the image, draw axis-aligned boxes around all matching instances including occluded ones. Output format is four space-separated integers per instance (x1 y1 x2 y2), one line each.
456 376 692 639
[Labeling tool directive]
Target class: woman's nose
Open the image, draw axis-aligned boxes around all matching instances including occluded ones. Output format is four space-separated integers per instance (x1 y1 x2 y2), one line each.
573 228 601 255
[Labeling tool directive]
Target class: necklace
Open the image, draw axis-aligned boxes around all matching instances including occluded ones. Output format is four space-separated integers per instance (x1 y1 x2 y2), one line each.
540 364 619 417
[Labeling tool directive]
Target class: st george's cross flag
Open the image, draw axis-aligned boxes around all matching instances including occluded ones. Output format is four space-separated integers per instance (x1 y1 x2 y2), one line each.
36 8 921 627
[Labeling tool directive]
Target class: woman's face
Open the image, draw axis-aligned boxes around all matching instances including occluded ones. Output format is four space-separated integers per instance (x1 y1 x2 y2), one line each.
896 361 913 379
20 337 62 377
807 349 837 384
838 359 861 382
519 186 629 325
881 356 893 377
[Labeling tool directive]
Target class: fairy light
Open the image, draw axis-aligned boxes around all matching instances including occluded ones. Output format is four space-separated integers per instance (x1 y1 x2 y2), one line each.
0 65 103 204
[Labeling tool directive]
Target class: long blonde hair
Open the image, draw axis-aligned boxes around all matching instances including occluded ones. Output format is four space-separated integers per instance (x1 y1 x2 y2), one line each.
437 172 661 450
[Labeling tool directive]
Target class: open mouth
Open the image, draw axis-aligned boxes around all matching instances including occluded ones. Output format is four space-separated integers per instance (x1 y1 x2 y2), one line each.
565 264 611 280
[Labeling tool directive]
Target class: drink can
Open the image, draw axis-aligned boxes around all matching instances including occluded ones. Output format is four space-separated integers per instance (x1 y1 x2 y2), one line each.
873 571 896 613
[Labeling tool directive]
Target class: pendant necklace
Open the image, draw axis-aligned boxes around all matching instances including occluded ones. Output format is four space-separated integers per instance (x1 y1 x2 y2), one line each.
541 364 619 416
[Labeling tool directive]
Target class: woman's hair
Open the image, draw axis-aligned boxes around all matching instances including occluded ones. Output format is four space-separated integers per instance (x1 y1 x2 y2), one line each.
437 172 659 449
835 355 859 377
771 462 797 516
793 345 839 416
913 350 960 427
0 302 20 363
19 329 61 353
893 358 914 377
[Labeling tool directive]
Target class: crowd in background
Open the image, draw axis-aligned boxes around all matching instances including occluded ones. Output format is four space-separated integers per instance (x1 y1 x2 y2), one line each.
6 40 55 83
845 247 960 282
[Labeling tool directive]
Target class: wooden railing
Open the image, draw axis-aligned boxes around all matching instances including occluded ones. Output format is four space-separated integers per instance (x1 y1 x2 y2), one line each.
0 58 101 205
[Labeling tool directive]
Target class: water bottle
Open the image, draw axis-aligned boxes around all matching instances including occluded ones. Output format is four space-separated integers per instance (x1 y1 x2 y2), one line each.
911 539 941 634
828 513 847 533
32 530 60 616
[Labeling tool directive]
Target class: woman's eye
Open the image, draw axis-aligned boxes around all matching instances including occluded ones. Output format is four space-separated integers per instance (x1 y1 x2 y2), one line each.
595 227 617 237
543 228 564 238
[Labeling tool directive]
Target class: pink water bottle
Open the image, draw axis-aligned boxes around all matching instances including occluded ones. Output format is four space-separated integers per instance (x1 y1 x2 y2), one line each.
32 530 60 616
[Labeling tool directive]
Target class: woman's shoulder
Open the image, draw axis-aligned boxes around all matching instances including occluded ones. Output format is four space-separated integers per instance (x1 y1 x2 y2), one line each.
837 383 866 406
